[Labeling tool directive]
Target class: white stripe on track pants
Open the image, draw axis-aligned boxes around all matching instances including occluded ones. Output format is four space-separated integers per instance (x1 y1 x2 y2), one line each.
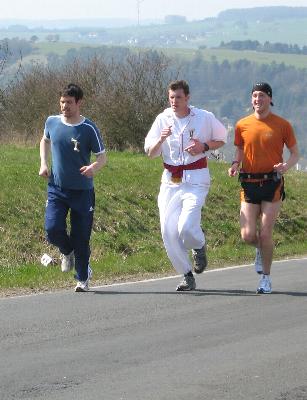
158 182 210 275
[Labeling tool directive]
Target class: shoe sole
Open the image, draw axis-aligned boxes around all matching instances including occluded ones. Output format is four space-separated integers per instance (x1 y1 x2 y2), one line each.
256 289 272 294
75 287 89 292
74 266 92 292
176 284 196 291
192 260 207 274
194 266 206 274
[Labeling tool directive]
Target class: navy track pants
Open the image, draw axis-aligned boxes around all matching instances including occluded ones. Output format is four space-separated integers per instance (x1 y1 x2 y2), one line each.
45 184 95 282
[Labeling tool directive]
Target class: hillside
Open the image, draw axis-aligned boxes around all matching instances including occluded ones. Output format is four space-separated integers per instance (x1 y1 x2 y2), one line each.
1 41 307 164
1 7 307 48
164 47 307 70
218 6 307 20
1 146 307 293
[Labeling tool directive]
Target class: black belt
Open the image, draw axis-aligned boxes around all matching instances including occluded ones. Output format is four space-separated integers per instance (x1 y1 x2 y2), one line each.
239 171 282 182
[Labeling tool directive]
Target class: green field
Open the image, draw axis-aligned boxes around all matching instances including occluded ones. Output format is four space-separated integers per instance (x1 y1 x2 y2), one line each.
18 41 307 72
165 48 307 70
1 145 307 295
34 41 99 56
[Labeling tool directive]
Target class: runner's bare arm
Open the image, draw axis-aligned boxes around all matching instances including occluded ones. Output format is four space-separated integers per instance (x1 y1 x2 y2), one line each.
80 152 107 178
39 137 51 178
273 144 299 173
228 146 243 177
147 126 172 158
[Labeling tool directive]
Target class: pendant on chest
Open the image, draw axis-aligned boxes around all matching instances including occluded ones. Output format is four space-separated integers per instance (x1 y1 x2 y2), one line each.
71 138 80 152
189 129 195 140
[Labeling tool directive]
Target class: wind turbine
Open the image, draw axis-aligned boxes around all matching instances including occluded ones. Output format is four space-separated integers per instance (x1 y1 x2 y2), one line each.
137 0 145 26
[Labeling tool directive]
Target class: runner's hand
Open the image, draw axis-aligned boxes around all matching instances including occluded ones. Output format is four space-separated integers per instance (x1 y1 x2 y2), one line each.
159 126 172 143
273 162 287 174
228 164 239 177
80 165 94 178
184 139 204 155
39 165 49 178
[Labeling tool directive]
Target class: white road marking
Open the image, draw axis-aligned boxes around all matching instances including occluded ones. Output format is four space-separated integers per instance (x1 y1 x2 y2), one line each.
2 257 307 300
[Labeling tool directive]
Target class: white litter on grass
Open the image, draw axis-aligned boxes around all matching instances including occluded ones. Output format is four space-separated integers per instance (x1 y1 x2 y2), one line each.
40 253 53 267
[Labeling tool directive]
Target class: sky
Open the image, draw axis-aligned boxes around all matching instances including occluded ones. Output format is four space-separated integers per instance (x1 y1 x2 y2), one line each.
1 0 307 21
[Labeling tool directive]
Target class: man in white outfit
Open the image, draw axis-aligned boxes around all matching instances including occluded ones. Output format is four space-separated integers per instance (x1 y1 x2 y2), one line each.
145 80 227 291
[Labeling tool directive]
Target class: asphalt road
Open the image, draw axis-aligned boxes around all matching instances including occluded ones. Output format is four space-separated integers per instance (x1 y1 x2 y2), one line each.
1 258 307 400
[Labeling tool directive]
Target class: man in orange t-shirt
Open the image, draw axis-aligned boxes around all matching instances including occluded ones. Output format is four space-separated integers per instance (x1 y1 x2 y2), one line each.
228 82 299 294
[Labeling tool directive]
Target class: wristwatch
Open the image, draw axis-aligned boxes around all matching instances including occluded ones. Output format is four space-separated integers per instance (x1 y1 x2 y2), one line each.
203 142 209 153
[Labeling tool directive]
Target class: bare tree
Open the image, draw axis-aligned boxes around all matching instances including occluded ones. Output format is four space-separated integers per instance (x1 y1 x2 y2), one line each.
1 50 173 149
95 51 171 150
0 40 23 141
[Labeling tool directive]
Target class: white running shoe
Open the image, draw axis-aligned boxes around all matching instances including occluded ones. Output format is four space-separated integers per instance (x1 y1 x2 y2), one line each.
256 275 272 294
254 248 263 275
60 251 75 272
75 265 92 292
74 280 89 292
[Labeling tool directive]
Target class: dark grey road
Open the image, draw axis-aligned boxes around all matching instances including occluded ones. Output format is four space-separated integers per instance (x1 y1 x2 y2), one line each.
1 258 307 400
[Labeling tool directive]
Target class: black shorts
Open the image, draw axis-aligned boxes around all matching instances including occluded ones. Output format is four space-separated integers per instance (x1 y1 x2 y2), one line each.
240 178 285 204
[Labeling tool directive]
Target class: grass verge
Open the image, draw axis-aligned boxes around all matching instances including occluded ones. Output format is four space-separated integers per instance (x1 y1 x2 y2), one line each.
0 145 307 295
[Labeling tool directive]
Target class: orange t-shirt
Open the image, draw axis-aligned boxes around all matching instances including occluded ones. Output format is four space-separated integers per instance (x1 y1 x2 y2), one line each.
234 113 297 173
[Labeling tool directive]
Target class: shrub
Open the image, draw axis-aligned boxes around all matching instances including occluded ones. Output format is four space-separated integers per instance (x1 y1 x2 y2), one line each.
1 50 173 151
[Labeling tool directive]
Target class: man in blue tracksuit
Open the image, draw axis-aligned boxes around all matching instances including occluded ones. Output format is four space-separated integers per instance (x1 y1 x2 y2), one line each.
39 83 106 292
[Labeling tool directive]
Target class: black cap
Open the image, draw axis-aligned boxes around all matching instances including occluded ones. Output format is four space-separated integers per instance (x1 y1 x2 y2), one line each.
252 82 274 106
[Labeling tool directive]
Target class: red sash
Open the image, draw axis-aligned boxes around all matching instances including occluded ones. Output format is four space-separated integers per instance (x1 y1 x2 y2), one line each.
163 157 207 179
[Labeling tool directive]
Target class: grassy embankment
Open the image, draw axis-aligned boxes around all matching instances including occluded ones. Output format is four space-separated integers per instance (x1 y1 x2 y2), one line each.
0 145 307 294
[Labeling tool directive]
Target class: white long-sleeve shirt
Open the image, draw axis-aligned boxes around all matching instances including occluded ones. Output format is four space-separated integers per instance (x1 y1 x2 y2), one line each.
145 106 227 186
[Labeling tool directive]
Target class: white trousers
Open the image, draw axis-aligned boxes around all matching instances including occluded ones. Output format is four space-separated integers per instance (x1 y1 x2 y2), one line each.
158 182 210 275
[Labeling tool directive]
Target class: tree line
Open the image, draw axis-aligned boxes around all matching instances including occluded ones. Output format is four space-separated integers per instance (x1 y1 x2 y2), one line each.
0 44 306 158
219 40 307 55
218 6 307 21
178 54 307 157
